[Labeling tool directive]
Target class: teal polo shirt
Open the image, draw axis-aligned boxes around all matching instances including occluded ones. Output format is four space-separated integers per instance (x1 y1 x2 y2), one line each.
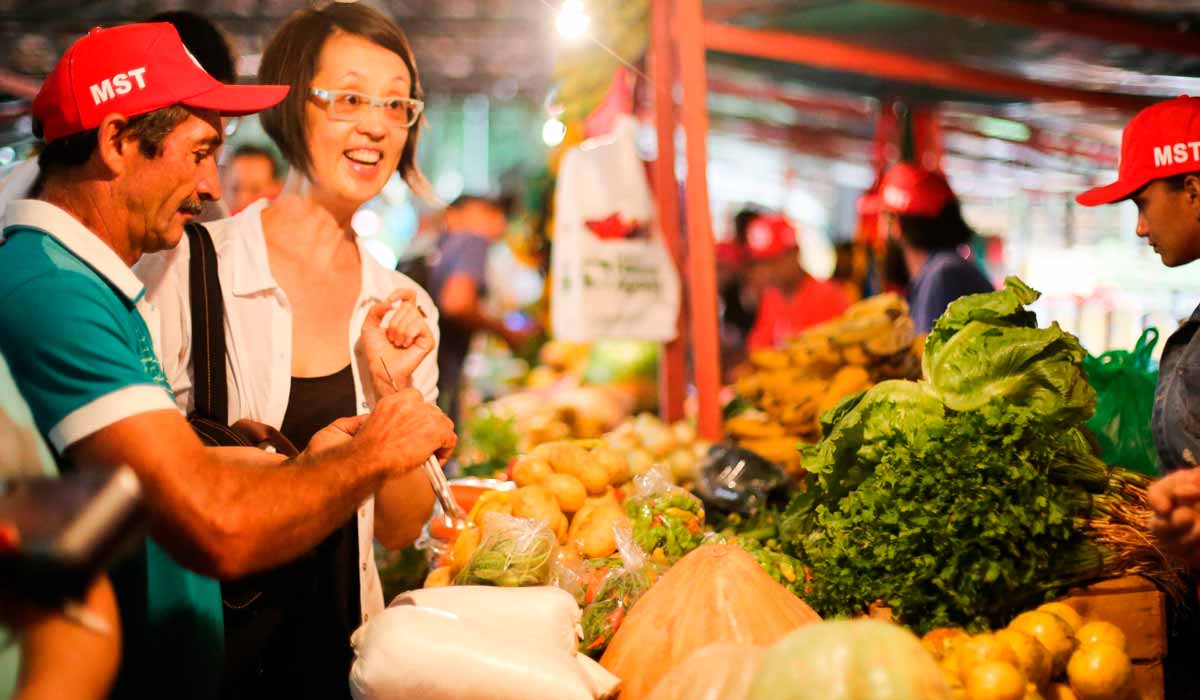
0 199 224 699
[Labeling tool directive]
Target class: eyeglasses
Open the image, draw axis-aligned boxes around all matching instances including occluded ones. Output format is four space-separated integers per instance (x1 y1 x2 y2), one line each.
309 88 424 128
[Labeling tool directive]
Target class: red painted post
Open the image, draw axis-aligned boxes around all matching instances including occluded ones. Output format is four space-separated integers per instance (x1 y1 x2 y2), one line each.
677 0 723 440
650 0 687 423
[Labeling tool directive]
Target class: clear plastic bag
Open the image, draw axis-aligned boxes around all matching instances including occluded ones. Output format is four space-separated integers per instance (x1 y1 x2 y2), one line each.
455 512 558 587
578 521 661 656
623 466 706 563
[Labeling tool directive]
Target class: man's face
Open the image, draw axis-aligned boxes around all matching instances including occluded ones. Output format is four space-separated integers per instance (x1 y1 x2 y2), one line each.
1131 179 1200 268
121 109 223 255
229 153 280 214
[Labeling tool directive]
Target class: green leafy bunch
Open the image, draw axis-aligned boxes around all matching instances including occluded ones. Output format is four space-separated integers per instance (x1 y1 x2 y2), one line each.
626 490 705 561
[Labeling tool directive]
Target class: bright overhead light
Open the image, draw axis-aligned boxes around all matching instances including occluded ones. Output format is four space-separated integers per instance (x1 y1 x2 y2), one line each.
542 118 567 147
556 0 590 41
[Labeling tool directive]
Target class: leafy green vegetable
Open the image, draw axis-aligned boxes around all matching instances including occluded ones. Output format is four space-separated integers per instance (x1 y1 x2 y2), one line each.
922 276 1039 366
455 410 520 477
580 567 654 656
711 508 809 597
455 515 555 587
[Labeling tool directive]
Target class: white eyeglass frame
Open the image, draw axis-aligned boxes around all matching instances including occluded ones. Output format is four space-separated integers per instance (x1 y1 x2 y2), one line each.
309 87 424 128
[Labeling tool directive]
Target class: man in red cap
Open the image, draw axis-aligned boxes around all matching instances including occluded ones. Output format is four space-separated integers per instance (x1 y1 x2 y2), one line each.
0 23 456 699
874 163 993 333
743 213 850 351
1075 96 1200 566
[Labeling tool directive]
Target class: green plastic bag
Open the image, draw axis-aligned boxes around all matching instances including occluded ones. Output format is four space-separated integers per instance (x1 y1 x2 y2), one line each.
1082 328 1161 476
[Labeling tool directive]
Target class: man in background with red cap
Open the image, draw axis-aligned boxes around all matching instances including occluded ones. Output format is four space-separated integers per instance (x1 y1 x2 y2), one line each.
743 213 850 351
874 163 993 334
1075 96 1200 567
0 23 455 699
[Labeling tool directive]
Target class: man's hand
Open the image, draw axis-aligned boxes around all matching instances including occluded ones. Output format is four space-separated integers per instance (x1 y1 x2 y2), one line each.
362 289 435 397
345 389 456 475
1148 467 1200 567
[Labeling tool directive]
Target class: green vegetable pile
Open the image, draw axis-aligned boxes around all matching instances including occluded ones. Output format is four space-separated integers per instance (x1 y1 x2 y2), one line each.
780 278 1181 632
626 489 705 562
455 410 520 478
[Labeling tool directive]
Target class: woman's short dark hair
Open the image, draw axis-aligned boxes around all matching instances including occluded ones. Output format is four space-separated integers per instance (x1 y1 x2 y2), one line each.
258 3 430 199
33 105 192 190
895 200 976 252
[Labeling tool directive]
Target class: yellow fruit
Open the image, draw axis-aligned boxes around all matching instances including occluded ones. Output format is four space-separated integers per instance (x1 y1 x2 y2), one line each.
924 627 971 661
1066 643 1132 700
996 628 1052 688
1010 611 1076 677
1074 621 1127 653
1038 602 1084 635
957 634 1020 679
1024 682 1047 700
942 651 964 684
1044 684 1079 700
965 661 1026 700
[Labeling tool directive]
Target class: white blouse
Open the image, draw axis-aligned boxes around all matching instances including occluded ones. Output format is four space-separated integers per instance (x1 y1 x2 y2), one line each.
134 199 439 622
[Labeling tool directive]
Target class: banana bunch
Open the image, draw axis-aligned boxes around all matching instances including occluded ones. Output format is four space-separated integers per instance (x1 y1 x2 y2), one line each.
726 293 921 475
553 0 649 122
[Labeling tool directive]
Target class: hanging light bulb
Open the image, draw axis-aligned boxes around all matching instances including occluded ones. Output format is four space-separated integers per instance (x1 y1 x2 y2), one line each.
556 0 590 42
542 118 567 147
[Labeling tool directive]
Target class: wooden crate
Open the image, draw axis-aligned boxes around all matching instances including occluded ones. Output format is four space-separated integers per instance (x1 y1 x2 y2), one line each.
1058 575 1167 700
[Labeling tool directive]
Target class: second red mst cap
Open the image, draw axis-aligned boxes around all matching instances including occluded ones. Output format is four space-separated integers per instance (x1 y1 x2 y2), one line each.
1077 96 1200 207
33 22 289 143
877 163 957 218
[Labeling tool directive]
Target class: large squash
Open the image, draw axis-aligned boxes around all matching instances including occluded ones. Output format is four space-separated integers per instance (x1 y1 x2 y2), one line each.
748 619 952 700
645 643 763 700
600 544 820 699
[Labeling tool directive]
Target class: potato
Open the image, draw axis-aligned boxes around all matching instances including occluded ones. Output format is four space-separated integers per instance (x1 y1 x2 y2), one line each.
511 484 563 529
511 455 553 487
531 441 591 474
590 445 631 486
573 503 623 559
627 450 654 476
451 526 481 574
424 566 453 588
576 463 611 496
568 493 617 544
468 490 512 528
553 511 569 544
542 472 587 513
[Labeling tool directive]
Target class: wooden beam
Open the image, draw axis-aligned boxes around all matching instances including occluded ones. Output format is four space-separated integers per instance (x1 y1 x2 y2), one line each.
703 22 1156 113
873 0 1200 59
679 0 724 440
651 0 688 424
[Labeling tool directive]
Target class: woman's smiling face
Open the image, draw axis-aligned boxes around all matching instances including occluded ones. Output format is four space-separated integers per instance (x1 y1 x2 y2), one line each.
304 31 413 212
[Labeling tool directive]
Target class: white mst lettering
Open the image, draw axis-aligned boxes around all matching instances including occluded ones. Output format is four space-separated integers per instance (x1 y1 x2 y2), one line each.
89 67 148 105
1153 141 1200 168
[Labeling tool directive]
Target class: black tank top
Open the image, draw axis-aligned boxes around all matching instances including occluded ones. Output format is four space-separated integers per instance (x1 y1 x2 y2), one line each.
222 364 361 700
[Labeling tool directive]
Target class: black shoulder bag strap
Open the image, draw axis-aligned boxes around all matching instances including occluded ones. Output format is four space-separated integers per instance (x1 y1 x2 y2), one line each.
184 222 251 447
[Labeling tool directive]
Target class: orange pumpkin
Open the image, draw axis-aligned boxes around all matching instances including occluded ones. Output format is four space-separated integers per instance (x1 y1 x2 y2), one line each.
600 544 821 700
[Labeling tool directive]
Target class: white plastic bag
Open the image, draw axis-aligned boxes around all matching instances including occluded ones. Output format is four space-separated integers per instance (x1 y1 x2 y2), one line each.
550 117 680 342
349 606 598 700
389 585 580 655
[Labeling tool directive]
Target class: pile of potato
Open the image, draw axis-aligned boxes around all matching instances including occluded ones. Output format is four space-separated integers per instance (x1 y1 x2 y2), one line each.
426 440 635 586
924 602 1138 700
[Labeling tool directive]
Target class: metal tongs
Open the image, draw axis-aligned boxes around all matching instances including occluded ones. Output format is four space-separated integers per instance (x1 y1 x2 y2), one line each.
380 357 467 521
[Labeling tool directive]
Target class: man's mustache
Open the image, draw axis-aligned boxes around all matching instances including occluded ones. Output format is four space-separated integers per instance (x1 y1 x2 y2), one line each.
179 198 204 215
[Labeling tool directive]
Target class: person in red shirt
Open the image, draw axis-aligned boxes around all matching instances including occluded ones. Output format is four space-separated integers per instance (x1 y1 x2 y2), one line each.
743 214 851 350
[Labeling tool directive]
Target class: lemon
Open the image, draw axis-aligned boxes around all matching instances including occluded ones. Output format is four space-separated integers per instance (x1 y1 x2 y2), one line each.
996 628 1052 688
965 661 1026 700
1009 611 1076 677
1074 621 1126 653
1037 602 1084 635
1066 643 1132 700
1044 684 1080 700
957 634 1020 679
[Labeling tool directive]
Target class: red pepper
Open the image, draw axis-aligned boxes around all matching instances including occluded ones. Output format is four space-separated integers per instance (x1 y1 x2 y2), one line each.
586 635 607 651
585 571 607 605
685 517 701 534
606 606 625 631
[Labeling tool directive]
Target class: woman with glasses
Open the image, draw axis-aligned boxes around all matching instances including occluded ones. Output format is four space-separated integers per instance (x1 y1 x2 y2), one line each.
136 4 441 698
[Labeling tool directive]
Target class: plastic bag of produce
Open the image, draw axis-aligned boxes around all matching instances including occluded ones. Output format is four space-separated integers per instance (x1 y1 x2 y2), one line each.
624 466 705 562
579 522 662 656
1082 327 1161 476
390 585 581 655
349 605 608 700
455 512 557 586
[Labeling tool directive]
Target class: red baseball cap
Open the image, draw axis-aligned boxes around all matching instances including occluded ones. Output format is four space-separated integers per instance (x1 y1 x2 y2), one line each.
1077 96 1200 207
744 214 798 260
33 23 289 143
876 163 956 217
